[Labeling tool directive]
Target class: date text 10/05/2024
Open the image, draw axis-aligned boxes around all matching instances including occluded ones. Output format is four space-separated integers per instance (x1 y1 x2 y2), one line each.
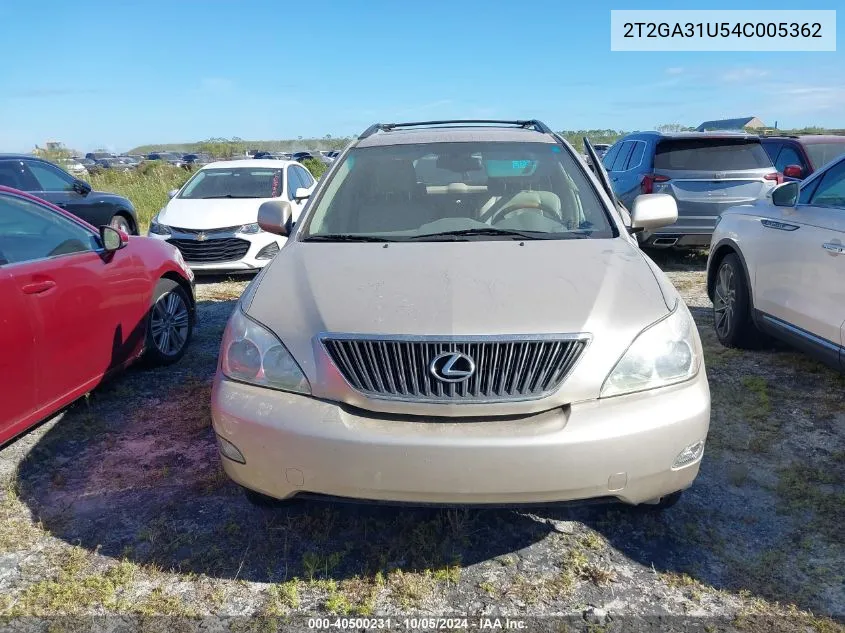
307 617 527 630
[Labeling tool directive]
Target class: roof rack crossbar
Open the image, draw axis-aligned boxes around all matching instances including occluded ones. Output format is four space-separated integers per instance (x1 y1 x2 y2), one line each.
358 119 554 139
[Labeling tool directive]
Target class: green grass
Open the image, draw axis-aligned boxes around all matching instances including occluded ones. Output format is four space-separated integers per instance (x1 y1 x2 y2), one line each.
88 163 191 233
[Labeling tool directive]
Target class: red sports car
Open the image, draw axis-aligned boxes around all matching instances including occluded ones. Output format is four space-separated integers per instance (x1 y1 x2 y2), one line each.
0 186 195 446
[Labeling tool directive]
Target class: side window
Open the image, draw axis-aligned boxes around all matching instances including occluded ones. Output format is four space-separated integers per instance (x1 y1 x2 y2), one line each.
775 146 803 172
25 161 76 192
286 167 303 201
625 141 646 171
809 161 845 207
762 142 781 165
0 194 97 264
0 160 40 190
610 142 633 172
601 143 622 170
297 166 315 188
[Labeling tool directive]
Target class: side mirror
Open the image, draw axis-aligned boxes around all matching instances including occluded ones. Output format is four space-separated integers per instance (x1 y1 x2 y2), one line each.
783 164 803 179
771 181 799 207
293 187 311 202
630 193 678 230
100 226 125 253
168 189 179 198
73 179 92 195
257 200 293 236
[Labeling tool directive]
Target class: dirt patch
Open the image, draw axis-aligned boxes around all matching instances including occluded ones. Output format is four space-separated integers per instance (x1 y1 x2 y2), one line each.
1 257 842 630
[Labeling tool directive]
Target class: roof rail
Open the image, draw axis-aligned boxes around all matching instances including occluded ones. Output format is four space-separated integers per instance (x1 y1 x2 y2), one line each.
358 119 554 139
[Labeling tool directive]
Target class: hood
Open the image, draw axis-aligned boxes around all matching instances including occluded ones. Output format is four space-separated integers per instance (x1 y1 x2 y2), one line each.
245 237 679 411
158 197 270 230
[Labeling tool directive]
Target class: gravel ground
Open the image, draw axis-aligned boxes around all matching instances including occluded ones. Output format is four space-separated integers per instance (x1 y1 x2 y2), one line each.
0 251 842 632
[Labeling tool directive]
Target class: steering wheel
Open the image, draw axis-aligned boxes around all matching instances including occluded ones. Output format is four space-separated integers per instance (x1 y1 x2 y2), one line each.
488 200 560 225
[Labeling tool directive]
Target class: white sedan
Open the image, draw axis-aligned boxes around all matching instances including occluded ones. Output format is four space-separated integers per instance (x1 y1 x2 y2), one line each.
147 159 317 272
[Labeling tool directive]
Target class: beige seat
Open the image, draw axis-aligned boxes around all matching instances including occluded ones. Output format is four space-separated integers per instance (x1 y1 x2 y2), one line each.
481 186 581 229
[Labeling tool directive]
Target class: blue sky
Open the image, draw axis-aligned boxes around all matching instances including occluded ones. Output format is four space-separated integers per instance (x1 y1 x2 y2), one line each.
0 0 842 152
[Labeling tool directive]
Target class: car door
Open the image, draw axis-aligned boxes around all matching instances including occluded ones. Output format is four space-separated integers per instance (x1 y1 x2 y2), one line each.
0 192 140 416
610 140 646 207
23 159 105 225
0 265 37 440
754 159 845 359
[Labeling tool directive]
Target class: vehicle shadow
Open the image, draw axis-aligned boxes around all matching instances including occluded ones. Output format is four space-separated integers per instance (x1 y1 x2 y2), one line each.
644 247 708 272
11 300 835 616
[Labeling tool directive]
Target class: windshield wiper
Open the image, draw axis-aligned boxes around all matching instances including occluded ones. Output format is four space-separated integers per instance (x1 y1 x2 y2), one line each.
200 194 258 199
303 234 400 242
406 227 556 241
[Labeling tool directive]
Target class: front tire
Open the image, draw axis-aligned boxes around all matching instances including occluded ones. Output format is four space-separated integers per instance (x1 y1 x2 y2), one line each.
712 254 765 348
144 279 193 365
109 213 133 235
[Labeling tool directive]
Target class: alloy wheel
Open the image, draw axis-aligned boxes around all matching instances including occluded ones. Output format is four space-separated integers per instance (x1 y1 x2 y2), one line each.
150 291 190 357
110 215 131 233
713 263 736 339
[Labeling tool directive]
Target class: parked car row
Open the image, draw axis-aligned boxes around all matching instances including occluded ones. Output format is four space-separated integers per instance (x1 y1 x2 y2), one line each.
2 120 842 516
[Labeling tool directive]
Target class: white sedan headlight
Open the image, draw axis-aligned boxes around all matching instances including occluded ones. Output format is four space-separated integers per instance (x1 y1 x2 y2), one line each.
220 307 310 394
601 301 699 397
239 223 262 234
148 212 171 236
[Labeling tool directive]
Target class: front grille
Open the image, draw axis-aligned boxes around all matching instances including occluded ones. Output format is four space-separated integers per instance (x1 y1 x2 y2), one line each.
168 238 250 263
322 336 588 403
170 225 242 236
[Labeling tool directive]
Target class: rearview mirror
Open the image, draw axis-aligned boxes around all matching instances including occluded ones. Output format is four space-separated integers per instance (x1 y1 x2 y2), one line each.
73 179 92 195
293 187 311 201
782 164 803 179
168 189 179 198
258 200 293 236
100 226 125 253
630 194 678 230
771 181 799 207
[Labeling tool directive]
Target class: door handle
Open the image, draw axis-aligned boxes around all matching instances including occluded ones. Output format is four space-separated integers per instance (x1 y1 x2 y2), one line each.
22 280 56 294
822 242 845 255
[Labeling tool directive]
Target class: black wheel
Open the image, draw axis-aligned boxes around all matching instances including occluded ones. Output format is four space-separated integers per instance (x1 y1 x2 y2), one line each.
712 253 765 348
109 213 133 234
145 279 192 365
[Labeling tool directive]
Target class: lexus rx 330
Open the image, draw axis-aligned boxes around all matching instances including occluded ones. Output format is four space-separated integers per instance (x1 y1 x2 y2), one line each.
211 120 711 509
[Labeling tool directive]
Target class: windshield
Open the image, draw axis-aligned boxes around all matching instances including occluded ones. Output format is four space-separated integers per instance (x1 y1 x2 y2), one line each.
302 141 615 241
655 139 771 171
805 142 845 169
178 167 283 199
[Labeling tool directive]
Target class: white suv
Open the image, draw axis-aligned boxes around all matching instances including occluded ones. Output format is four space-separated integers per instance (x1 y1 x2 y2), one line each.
707 154 845 369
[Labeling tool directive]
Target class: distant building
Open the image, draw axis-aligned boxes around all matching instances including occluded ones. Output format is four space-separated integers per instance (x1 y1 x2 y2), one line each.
696 117 766 132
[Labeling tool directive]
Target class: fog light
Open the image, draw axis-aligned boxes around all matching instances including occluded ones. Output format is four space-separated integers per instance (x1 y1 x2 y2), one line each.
673 440 705 469
217 435 245 464
256 242 280 260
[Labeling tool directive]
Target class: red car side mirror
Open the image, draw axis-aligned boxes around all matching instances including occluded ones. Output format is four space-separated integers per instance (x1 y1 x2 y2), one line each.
783 164 803 179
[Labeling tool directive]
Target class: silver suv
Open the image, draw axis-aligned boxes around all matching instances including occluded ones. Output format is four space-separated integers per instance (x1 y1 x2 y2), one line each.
605 132 780 248
211 120 711 509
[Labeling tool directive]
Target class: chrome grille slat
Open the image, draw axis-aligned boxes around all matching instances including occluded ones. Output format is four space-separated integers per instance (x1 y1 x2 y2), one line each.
322 335 587 403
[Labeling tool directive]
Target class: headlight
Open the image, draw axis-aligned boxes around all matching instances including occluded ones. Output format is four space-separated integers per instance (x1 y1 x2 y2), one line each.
239 223 262 234
601 302 699 398
149 212 171 236
220 307 310 394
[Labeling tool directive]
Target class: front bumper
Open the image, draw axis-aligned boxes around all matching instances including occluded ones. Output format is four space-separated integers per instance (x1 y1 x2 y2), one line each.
211 370 710 506
148 232 284 273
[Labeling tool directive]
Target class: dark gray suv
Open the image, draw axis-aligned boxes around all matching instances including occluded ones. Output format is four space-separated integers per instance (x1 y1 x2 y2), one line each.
604 132 780 248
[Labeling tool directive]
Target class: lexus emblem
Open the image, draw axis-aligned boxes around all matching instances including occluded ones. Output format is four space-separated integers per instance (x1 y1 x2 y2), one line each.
196 232 207 241
429 351 476 383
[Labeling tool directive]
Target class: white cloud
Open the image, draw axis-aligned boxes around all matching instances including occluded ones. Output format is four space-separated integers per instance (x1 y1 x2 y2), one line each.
721 67 770 82
665 67 684 75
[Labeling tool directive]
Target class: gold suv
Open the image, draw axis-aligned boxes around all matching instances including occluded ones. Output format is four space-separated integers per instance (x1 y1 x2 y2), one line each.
211 120 711 509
